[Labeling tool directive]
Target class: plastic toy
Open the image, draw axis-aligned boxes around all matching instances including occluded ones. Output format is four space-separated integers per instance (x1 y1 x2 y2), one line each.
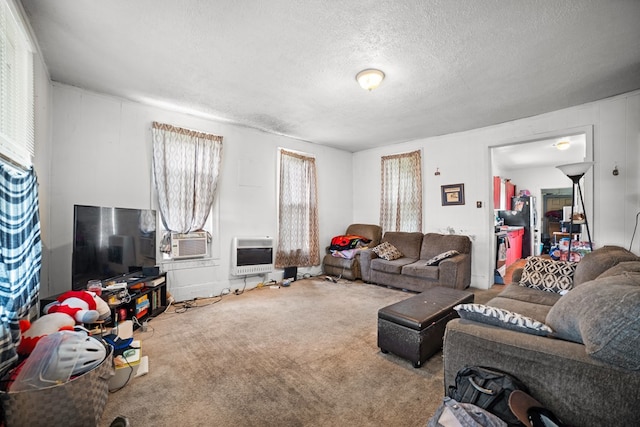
17 291 111 355
43 290 111 324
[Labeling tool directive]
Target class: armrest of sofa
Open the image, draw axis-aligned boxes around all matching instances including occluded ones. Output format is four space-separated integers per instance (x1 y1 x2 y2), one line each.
443 319 640 427
359 249 377 282
438 253 471 289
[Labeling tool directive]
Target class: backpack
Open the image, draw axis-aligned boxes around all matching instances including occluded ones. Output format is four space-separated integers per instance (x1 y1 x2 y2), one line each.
448 366 528 427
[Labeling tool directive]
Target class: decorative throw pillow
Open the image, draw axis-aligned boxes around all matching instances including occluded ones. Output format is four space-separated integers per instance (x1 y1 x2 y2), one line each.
372 242 403 261
425 250 460 266
519 257 577 293
546 274 640 370
454 303 553 336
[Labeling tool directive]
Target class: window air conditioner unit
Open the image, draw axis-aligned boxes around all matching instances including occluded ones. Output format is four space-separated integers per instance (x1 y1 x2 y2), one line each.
171 231 208 259
231 236 274 276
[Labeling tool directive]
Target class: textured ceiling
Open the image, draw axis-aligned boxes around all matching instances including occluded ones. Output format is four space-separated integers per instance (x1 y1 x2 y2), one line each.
20 0 640 152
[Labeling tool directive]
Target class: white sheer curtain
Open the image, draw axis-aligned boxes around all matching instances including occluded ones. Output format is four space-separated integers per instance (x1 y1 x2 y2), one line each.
380 150 423 233
152 122 223 241
275 149 320 268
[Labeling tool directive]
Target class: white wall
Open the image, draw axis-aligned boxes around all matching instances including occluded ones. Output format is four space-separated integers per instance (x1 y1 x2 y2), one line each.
353 90 640 289
31 35 53 297
46 84 354 300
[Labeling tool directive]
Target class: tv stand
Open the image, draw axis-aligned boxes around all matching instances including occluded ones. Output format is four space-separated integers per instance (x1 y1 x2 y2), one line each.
105 273 167 329
41 273 168 330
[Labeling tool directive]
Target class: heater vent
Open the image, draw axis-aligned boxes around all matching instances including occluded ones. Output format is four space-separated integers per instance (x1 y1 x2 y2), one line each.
231 236 274 276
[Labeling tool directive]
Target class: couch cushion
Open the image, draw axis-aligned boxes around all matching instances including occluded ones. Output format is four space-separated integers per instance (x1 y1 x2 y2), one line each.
420 233 471 260
546 274 640 370
573 245 639 286
370 257 415 274
345 223 382 248
596 260 640 279
495 284 562 307
323 253 355 268
372 241 403 260
424 249 459 266
454 303 553 336
519 257 577 293
382 232 424 259
401 262 439 280
486 296 554 324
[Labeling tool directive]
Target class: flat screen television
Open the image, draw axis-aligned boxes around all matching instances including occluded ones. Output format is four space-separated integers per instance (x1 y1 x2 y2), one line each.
72 204 157 290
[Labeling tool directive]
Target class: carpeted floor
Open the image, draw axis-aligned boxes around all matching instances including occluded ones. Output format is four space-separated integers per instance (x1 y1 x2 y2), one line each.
99 279 502 427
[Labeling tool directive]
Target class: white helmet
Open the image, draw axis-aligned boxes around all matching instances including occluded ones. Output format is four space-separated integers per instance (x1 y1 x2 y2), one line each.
43 330 107 378
12 330 107 392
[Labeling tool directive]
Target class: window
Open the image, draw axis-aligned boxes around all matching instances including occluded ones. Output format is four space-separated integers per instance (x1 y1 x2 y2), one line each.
275 149 320 268
380 150 423 232
0 0 34 167
151 122 223 256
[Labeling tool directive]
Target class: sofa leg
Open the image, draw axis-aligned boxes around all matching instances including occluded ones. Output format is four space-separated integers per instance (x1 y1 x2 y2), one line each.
380 349 389 354
413 361 421 368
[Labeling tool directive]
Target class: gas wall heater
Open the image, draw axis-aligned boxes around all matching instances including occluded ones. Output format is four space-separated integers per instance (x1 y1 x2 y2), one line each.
231 236 274 276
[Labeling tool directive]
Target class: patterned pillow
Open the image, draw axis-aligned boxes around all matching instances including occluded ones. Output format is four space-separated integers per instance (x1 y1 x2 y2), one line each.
519 257 577 293
425 250 460 266
455 303 553 336
372 242 403 261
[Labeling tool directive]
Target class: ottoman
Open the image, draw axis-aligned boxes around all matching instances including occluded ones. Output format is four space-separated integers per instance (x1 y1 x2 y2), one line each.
378 286 474 368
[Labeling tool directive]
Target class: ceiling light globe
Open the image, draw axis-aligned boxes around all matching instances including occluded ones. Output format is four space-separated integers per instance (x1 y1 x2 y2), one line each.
356 69 385 91
555 140 571 150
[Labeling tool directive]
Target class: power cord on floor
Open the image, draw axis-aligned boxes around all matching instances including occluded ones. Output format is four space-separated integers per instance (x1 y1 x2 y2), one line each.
109 352 134 393
629 211 640 252
166 296 223 314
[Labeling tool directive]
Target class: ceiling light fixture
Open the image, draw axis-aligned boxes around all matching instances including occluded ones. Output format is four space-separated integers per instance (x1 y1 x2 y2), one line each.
554 140 571 151
356 69 385 91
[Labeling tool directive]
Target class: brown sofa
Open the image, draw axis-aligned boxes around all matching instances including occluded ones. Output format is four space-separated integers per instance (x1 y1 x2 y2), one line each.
360 232 472 292
443 246 640 427
322 224 382 280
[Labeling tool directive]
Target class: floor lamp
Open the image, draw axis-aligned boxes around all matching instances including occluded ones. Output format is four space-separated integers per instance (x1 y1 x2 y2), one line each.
556 162 593 261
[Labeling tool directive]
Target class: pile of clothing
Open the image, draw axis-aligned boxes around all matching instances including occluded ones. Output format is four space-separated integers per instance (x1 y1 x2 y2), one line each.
329 235 371 259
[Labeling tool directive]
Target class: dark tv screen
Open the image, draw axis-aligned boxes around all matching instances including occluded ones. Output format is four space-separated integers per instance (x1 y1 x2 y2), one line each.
72 205 157 290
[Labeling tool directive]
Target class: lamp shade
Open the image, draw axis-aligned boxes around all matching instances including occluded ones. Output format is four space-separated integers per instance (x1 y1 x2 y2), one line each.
556 162 594 180
356 69 385 91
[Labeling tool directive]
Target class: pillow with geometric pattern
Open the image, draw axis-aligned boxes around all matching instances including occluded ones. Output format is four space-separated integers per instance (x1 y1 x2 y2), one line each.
454 303 553 336
518 256 577 294
425 250 460 266
372 241 403 261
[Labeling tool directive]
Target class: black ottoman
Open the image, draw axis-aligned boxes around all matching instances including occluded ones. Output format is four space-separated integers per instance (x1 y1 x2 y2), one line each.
378 286 474 368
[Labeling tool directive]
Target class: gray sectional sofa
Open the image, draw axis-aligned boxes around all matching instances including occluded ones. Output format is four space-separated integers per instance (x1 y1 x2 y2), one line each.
360 232 472 292
443 246 640 427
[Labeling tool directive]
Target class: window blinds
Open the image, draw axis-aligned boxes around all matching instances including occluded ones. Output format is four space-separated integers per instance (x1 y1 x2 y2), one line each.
0 0 34 167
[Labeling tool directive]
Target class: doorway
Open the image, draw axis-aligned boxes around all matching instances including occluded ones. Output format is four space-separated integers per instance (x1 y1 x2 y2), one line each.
489 126 593 286
540 188 573 254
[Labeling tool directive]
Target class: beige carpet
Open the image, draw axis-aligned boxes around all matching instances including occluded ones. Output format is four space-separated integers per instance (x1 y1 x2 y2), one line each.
99 279 501 427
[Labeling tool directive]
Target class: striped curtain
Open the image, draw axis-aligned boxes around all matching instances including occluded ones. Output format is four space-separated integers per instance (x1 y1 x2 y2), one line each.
380 150 423 233
0 163 41 375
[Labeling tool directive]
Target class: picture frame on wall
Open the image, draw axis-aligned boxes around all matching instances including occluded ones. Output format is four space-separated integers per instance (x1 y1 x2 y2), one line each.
441 184 465 206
